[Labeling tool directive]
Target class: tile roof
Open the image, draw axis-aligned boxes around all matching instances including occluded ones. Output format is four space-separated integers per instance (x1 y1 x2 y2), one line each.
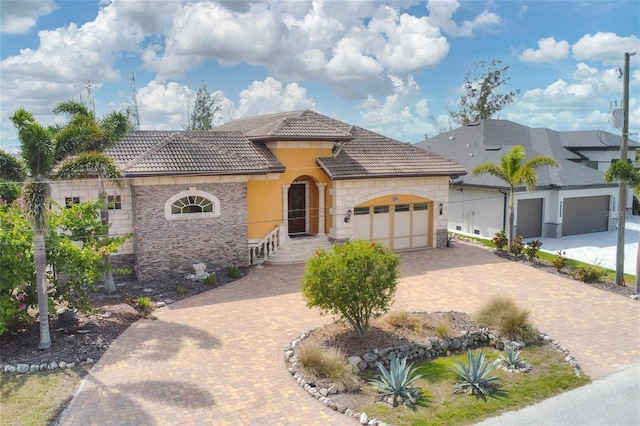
106 131 284 176
220 110 467 179
416 119 621 188
216 110 353 140
318 126 467 179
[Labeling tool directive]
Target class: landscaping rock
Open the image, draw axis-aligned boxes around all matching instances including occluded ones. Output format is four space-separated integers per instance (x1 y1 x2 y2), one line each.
360 412 369 424
16 364 29 374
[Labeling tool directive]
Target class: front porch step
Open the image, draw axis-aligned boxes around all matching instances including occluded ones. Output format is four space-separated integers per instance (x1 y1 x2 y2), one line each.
265 235 333 265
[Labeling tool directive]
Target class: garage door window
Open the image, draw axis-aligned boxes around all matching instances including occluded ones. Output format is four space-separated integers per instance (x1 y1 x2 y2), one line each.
354 207 370 215
374 206 389 214
413 203 428 211
394 204 410 212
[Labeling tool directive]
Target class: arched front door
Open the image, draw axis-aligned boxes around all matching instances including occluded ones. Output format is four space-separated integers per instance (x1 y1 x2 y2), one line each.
288 182 307 235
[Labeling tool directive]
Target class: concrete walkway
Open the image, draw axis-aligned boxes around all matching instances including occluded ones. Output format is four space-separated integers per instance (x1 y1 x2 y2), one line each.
60 243 640 425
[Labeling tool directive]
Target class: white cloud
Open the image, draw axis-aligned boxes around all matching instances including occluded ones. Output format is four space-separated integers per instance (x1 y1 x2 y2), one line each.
136 81 192 130
426 0 501 37
236 77 315 117
521 79 595 110
358 75 433 142
572 32 640 65
0 0 57 34
518 37 570 64
142 1 455 89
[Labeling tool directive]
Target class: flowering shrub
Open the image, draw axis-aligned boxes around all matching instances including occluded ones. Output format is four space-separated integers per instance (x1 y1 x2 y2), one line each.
0 199 131 335
0 201 36 335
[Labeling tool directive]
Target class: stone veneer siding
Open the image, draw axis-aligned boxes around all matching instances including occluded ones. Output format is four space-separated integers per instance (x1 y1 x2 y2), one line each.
132 182 249 281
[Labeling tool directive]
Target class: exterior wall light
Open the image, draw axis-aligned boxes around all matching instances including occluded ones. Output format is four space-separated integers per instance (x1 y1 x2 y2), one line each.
344 208 352 223
439 203 444 215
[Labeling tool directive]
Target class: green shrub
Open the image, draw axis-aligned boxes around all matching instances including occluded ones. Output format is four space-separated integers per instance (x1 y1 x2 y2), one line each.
571 265 606 283
135 296 152 312
491 230 508 250
524 240 543 260
204 273 216 286
552 250 567 272
474 296 538 342
227 265 241 278
509 235 524 255
370 353 423 407
451 350 500 396
176 285 186 295
302 239 400 339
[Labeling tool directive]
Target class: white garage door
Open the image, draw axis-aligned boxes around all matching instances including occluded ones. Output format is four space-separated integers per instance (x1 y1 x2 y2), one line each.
352 203 431 249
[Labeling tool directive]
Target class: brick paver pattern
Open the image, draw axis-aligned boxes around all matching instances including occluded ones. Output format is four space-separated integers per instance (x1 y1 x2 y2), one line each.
60 243 640 425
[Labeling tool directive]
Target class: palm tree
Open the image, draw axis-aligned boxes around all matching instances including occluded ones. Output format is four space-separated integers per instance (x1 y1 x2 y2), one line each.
52 101 130 294
2 108 123 349
605 161 640 291
472 145 560 244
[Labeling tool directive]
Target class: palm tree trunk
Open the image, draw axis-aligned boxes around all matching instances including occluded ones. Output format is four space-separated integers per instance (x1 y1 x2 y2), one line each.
99 178 116 294
34 233 51 349
508 187 515 245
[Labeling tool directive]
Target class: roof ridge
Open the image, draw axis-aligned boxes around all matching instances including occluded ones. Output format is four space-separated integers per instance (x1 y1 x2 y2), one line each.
124 132 185 170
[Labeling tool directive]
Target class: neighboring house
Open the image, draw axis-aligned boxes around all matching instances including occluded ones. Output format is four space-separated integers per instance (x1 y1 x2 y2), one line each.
416 119 639 240
51 110 466 280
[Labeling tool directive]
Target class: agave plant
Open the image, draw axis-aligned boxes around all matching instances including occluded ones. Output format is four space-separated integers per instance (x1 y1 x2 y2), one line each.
369 353 423 407
451 350 500 396
501 344 524 368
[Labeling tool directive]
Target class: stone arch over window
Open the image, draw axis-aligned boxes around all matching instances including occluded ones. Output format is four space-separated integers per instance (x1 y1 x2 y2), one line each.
165 188 220 220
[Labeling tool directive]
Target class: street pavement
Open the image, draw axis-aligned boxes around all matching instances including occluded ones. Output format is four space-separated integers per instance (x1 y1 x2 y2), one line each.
477 363 640 425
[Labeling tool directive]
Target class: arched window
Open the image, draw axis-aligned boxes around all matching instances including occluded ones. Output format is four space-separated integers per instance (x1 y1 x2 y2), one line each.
165 188 220 220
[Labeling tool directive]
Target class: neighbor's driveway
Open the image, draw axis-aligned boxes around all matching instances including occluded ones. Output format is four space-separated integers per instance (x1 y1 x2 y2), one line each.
60 243 640 425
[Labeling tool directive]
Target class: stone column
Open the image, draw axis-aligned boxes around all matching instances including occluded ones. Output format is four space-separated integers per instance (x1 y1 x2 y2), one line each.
316 182 327 235
282 184 290 239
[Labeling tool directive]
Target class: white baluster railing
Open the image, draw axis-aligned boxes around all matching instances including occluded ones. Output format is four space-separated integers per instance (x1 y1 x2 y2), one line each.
248 224 283 265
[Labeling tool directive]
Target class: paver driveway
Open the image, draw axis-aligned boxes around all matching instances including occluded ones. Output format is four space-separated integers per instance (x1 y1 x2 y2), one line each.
60 243 640 425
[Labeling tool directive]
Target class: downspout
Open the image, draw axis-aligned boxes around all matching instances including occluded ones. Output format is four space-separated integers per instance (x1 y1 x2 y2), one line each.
498 189 507 232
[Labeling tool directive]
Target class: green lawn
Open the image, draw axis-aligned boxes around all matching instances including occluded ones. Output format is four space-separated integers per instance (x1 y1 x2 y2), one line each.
0 367 87 426
356 343 589 425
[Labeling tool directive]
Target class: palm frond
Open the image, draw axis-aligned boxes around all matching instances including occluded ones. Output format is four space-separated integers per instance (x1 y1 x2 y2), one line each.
605 161 640 188
54 119 105 161
54 152 122 187
10 111 55 176
23 179 51 233
100 111 131 144
53 100 92 118
0 150 27 182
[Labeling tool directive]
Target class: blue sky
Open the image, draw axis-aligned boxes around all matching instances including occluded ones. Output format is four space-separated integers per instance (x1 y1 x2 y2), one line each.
1 0 639 152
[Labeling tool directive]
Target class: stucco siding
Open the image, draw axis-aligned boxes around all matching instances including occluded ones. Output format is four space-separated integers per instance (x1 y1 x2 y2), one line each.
50 179 135 255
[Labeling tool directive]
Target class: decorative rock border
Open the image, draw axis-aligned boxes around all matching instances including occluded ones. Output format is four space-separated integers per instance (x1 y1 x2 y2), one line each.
1 358 95 374
284 320 582 425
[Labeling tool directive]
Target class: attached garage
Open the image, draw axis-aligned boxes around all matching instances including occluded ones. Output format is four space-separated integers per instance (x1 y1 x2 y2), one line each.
517 198 543 238
353 202 432 249
562 196 610 236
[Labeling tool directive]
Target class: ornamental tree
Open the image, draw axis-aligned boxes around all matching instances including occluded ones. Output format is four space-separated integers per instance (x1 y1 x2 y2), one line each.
302 239 400 340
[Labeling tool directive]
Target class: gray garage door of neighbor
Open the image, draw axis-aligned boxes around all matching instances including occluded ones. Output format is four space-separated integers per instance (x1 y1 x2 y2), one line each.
517 198 543 238
562 195 610 236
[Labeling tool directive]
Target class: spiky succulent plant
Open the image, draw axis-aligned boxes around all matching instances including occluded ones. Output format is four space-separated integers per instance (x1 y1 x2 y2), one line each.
369 353 423 407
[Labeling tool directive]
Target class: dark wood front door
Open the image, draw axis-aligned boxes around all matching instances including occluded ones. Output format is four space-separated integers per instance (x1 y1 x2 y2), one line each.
288 183 306 234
